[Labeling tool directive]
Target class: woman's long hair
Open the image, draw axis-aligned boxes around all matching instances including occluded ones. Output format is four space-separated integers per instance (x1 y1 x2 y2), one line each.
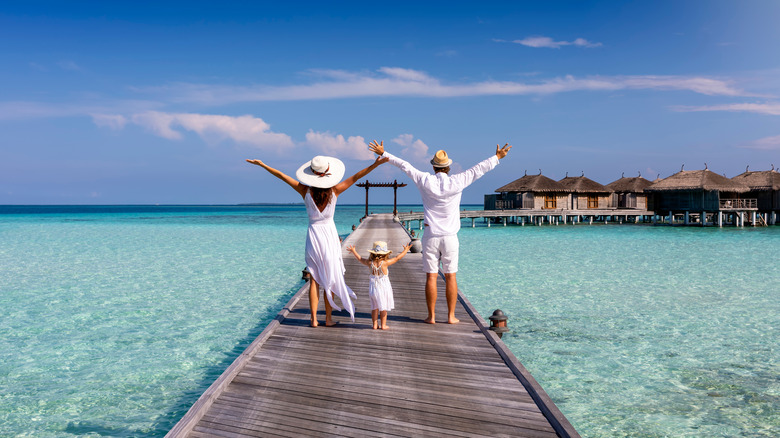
309 186 333 210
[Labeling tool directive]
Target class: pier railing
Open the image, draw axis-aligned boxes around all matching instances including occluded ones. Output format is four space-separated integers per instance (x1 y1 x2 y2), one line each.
719 199 757 209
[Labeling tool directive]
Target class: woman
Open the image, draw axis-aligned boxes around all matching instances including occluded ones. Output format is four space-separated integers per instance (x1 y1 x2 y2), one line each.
246 155 388 327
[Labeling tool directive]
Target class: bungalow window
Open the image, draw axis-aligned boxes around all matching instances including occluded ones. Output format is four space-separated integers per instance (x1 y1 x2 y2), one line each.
544 195 557 209
587 196 598 208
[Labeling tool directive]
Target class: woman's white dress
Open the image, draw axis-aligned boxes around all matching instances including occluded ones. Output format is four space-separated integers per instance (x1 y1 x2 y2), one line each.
304 190 356 321
368 261 395 312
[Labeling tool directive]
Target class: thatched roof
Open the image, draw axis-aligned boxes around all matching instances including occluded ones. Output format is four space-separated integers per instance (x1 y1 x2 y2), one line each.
606 175 653 193
558 175 610 193
731 169 780 191
495 173 569 193
646 169 750 193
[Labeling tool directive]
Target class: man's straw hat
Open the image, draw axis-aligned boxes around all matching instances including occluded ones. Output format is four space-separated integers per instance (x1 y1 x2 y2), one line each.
295 156 346 188
430 150 452 168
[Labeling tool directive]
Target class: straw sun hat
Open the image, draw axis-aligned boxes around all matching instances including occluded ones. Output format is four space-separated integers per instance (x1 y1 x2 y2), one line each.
367 241 392 255
430 150 452 168
296 156 346 188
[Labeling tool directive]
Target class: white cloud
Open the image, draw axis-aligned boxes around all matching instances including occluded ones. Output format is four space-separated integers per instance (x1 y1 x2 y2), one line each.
506 36 603 49
130 111 294 149
91 114 127 130
131 111 181 139
741 134 780 150
392 134 430 166
136 68 748 105
672 102 780 115
304 131 373 160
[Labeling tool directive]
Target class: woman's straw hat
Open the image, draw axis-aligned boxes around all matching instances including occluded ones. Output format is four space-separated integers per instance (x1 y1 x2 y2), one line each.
296 156 346 188
430 150 452 167
367 241 392 255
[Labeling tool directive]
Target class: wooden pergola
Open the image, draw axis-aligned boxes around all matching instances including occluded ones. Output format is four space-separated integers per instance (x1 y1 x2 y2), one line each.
356 179 407 217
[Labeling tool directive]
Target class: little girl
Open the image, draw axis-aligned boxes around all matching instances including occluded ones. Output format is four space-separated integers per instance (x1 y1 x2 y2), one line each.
347 241 411 330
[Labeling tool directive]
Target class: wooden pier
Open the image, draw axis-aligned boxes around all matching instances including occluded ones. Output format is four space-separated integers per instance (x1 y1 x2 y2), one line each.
167 214 578 437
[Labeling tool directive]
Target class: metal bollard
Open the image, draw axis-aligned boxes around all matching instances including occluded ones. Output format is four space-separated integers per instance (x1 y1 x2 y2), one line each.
488 309 509 338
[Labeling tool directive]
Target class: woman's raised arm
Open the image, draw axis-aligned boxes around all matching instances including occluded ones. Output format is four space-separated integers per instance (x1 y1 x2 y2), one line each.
246 159 307 198
332 156 389 196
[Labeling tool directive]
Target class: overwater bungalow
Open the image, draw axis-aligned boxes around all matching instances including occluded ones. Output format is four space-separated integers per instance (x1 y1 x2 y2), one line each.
645 166 753 226
486 171 570 210
605 173 654 210
558 173 611 210
731 166 780 225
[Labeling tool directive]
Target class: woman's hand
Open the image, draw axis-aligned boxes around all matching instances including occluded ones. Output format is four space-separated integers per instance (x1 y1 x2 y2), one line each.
375 155 389 165
246 159 264 166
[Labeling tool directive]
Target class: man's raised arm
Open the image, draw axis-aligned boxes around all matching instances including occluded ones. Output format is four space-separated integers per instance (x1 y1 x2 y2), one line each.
368 139 427 185
452 143 512 188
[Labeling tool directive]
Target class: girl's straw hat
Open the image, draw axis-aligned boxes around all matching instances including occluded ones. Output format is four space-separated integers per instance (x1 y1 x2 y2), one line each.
430 150 452 167
367 241 392 255
296 156 346 188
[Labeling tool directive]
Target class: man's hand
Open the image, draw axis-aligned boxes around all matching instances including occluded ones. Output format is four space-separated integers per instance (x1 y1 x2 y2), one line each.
246 159 264 166
368 140 385 156
495 143 512 160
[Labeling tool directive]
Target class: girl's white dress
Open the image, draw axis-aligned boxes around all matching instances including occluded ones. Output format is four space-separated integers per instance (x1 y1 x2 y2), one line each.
304 190 356 321
368 261 395 312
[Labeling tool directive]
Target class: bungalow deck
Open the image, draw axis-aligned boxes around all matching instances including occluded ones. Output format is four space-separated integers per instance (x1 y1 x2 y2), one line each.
166 213 578 437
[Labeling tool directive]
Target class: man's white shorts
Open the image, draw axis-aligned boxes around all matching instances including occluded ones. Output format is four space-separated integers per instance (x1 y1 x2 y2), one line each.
421 234 459 274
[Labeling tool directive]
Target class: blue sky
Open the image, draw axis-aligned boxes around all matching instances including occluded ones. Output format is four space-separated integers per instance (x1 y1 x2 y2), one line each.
2 1 779 205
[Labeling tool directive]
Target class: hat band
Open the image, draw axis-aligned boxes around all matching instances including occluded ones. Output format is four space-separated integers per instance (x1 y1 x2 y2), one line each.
312 164 331 177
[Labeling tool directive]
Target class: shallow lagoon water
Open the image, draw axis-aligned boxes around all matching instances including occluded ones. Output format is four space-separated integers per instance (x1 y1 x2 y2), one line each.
1 206 777 437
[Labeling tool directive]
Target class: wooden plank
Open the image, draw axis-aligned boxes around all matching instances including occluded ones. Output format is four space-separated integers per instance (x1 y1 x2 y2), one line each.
168 213 578 438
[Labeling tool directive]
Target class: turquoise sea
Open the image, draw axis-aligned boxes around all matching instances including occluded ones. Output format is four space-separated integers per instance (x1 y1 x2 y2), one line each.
1 205 777 437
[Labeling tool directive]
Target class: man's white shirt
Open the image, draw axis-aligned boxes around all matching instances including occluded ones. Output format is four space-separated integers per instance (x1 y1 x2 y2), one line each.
382 151 499 237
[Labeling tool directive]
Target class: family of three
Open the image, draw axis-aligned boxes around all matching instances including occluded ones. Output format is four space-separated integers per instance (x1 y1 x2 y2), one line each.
246 140 511 328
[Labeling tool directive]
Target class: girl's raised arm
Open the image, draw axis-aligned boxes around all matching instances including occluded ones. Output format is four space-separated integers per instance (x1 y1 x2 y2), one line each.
346 245 370 266
385 243 412 266
332 156 389 196
246 159 307 198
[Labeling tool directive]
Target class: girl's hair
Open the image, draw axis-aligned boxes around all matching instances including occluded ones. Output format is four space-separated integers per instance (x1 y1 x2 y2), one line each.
369 253 389 262
309 186 333 210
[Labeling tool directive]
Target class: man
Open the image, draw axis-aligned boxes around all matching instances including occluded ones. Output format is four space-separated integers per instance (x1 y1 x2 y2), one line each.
368 140 512 324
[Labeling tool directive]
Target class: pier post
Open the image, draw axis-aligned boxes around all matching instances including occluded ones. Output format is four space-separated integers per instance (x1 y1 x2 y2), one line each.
487 218 491 227
772 212 777 225
718 211 723 227
589 216 593 225
684 211 689 225
503 217 507 226
751 211 756 227
471 218 475 228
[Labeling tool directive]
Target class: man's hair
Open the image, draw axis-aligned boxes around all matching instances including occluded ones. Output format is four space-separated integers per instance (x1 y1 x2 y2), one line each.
434 166 450 174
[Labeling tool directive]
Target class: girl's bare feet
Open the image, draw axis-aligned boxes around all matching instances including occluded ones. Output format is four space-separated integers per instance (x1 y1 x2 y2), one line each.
310 319 319 328
325 320 338 327
372 320 379 329
381 324 390 330
447 317 460 324
424 316 435 324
